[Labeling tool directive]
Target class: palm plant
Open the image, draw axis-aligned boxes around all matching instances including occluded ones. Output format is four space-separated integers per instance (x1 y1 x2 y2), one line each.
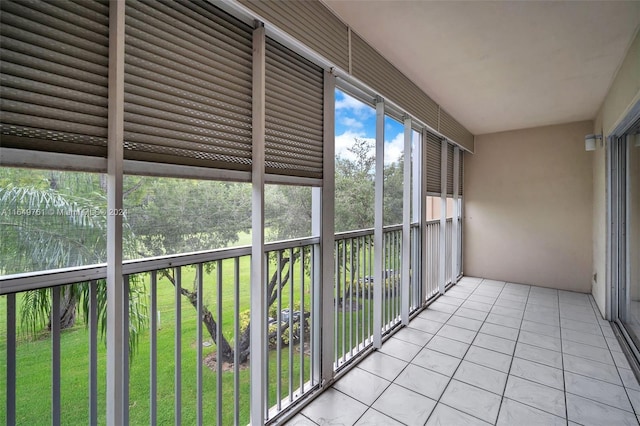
0 182 147 353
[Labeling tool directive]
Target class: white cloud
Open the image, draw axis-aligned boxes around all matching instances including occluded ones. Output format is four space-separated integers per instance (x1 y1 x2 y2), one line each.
335 130 374 162
384 132 404 165
339 116 363 130
335 93 374 120
334 130 404 166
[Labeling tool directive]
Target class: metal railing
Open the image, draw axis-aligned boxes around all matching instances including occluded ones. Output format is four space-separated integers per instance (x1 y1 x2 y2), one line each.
409 223 422 313
333 228 374 369
2 217 461 424
425 220 440 299
445 217 453 285
264 241 319 422
332 223 419 370
1 237 319 426
382 225 402 335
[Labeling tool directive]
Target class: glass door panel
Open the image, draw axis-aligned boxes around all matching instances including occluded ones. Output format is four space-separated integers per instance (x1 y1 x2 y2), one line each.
620 133 640 344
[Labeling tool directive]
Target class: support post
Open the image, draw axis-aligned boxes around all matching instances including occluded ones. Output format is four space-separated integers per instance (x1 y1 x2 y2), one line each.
250 21 266 426
452 147 460 284
439 140 447 295
401 117 411 324
106 1 126 424
420 129 428 303
373 97 384 348
316 70 335 384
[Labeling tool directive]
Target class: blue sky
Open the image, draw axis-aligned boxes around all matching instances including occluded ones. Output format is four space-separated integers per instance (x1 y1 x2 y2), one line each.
334 89 404 164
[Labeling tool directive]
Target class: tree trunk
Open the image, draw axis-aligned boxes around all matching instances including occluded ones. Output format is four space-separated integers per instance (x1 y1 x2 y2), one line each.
48 286 77 331
161 249 300 366
161 269 236 364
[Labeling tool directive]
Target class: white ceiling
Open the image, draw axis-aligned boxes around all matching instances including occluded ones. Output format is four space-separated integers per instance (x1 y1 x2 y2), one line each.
323 0 640 135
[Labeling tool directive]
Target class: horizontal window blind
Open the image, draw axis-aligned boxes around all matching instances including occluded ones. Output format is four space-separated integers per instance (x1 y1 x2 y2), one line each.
0 0 109 157
439 107 474 153
265 38 323 179
426 131 442 194
459 151 464 196
238 0 349 72
123 0 253 170
446 143 454 196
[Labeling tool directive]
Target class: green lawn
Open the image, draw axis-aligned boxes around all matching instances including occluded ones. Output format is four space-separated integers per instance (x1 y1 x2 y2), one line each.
0 242 400 425
0 251 314 425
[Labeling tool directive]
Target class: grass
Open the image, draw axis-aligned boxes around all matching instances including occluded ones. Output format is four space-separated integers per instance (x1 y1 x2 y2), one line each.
0 242 402 425
0 252 313 425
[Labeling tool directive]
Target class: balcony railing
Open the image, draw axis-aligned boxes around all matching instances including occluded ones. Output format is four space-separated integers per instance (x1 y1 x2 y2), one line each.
1 221 459 425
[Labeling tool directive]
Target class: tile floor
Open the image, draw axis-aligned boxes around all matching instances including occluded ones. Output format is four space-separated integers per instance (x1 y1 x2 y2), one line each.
285 277 640 426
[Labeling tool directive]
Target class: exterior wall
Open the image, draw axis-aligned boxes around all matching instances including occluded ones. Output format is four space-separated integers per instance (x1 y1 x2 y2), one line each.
426 197 454 221
464 121 593 292
592 29 640 317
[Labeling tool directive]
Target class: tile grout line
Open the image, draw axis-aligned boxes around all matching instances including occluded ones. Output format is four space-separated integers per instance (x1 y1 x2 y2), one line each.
559 290 569 423
591 293 640 419
502 288 578 422
348 289 469 426
296 284 634 426
493 281 529 426
430 279 499 425
426 278 511 426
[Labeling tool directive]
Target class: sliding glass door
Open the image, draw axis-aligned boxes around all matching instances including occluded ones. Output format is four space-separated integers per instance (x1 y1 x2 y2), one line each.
612 121 640 353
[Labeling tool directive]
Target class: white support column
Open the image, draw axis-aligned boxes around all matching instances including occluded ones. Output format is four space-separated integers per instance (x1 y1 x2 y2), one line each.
250 22 266 426
439 140 447 295
420 129 428 303
106 1 126 425
373 97 384 348
401 117 411 324
452 147 460 284
317 70 335 384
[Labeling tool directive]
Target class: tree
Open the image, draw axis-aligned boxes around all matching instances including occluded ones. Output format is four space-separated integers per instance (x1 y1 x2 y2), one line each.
124 178 252 257
383 155 405 226
0 171 147 351
335 138 376 232
265 184 312 241
123 177 310 364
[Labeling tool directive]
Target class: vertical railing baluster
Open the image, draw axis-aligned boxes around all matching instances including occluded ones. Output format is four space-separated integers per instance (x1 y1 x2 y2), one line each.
334 240 338 367
388 233 392 327
234 257 240 426
382 233 386 331
390 233 394 326
349 239 354 357
311 244 317 384
196 264 203 426
392 232 396 325
363 237 367 344
123 276 130 426
394 232 397 323
368 234 373 342
276 250 282 410
264 259 270 416
392 232 395 326
288 248 294 402
52 286 61 426
355 237 360 352
383 233 387 330
7 293 16 426
299 246 305 394
149 272 157 426
341 239 346 362
175 268 182 425
216 261 223 426
89 281 98 426
397 231 401 322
